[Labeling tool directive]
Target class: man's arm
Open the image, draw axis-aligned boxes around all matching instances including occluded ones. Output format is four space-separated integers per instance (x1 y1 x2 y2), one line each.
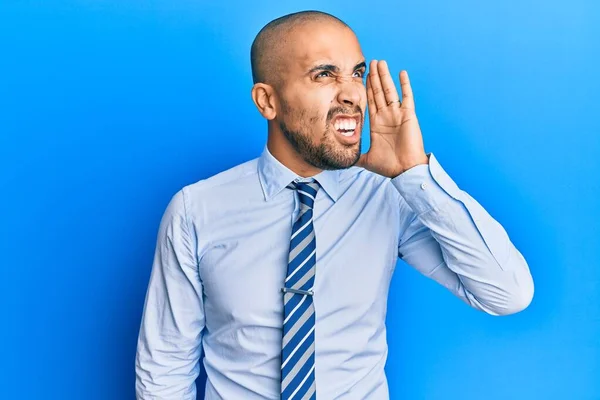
135 188 205 399
391 153 534 316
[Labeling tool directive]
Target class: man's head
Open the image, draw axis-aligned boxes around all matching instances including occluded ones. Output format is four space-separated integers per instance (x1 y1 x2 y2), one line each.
250 11 367 174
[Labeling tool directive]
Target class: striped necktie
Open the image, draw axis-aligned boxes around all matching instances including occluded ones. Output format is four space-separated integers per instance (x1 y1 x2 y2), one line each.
280 178 320 400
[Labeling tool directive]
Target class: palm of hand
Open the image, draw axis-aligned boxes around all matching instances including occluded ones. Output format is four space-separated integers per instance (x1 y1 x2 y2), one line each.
357 60 428 178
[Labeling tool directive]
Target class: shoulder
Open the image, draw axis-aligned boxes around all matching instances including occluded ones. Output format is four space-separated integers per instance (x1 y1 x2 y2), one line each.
182 157 259 198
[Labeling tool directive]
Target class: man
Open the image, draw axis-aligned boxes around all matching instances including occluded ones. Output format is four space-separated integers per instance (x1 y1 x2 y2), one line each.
135 10 534 400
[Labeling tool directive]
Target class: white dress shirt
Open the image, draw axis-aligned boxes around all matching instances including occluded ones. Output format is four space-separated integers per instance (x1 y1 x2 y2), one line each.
135 145 534 399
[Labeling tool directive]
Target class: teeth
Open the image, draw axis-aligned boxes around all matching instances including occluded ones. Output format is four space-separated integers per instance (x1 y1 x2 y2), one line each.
334 117 357 132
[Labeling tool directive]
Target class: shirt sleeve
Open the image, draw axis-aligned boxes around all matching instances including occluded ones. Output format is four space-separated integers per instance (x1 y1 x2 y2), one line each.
135 188 205 399
390 153 534 316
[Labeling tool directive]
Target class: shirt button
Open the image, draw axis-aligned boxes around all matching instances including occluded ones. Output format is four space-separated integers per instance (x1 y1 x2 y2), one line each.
420 182 427 190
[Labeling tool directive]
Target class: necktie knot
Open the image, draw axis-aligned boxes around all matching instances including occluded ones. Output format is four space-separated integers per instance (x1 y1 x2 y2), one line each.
287 178 320 210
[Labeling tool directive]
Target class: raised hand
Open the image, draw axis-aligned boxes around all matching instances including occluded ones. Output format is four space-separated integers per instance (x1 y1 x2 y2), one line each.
357 60 429 178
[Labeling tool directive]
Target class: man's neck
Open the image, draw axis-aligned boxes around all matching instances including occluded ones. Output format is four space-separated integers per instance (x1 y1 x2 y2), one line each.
266 133 323 178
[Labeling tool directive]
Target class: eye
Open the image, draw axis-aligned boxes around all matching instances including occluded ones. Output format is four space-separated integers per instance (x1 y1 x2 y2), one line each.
316 71 332 78
353 70 365 78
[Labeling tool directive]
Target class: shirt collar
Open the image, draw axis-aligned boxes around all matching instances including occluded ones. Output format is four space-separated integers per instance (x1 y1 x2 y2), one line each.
257 145 341 202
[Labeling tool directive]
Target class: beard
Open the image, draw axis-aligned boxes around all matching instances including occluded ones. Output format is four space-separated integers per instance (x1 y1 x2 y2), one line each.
279 102 363 170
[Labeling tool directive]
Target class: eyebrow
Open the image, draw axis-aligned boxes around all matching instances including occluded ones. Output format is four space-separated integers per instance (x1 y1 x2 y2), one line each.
307 61 367 75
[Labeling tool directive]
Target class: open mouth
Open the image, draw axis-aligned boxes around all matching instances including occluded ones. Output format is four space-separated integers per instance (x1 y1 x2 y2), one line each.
331 114 360 144
332 115 359 136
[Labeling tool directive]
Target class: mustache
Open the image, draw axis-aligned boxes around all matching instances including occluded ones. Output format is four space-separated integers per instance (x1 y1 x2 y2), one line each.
326 105 363 124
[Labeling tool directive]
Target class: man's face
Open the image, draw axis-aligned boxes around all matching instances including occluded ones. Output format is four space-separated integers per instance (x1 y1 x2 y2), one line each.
275 23 367 170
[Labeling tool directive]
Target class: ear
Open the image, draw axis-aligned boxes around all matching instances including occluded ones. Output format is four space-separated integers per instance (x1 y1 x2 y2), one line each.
251 83 277 120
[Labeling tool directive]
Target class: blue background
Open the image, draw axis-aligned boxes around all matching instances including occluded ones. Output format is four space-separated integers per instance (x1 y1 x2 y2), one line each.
1 1 599 399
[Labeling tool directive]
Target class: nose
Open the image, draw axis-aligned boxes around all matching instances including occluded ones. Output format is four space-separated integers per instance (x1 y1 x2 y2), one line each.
336 78 362 107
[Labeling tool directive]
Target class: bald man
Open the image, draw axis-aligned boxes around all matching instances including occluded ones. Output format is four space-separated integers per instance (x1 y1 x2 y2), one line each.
135 10 534 400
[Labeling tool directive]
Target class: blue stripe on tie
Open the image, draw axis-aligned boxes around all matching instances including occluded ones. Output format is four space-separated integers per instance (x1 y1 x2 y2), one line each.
288 250 314 279
283 301 313 346
282 350 315 399
282 308 313 363
288 235 316 270
286 249 316 289
289 229 314 264
290 211 314 249
282 314 314 375
284 290 304 313
285 263 316 294
297 190 315 205
291 353 316 399
282 323 314 378
298 184 318 198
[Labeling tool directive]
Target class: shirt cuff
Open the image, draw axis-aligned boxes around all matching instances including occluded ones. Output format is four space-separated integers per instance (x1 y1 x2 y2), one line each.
390 152 463 214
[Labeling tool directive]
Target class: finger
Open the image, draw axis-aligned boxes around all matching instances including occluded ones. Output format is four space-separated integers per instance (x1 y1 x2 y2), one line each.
399 70 415 109
366 73 377 119
377 60 401 105
368 60 387 110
